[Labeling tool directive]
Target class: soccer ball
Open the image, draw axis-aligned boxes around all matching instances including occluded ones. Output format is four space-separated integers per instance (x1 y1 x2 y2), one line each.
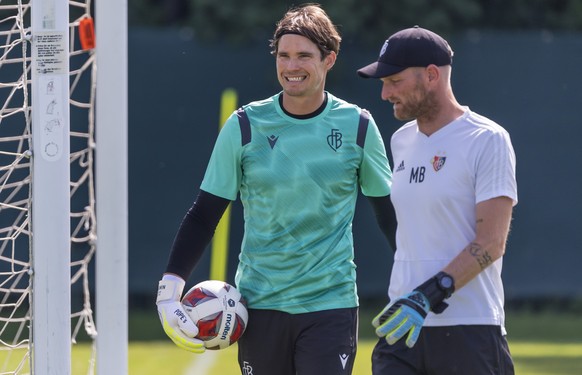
181 280 248 350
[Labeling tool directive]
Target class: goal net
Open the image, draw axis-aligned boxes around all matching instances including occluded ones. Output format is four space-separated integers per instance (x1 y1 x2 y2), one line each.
0 0 107 373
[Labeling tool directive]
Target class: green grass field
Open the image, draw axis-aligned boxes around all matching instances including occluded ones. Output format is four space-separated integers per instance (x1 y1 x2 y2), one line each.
5 340 569 374
126 309 582 374
117 340 582 375
3 310 582 374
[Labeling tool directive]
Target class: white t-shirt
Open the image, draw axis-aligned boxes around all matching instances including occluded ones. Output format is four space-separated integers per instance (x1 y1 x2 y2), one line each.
389 108 517 330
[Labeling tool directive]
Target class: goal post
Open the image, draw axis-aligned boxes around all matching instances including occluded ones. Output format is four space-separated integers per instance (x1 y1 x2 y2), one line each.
0 0 128 373
30 0 72 373
95 0 129 373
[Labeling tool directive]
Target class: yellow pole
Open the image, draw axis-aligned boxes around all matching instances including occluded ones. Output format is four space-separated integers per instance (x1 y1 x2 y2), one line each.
210 88 237 281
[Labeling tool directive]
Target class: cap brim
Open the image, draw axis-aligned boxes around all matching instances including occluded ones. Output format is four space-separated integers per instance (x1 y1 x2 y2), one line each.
357 61 407 79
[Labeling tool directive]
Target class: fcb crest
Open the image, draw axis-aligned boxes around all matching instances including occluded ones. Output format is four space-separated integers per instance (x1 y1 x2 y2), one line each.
431 155 446 172
327 129 343 151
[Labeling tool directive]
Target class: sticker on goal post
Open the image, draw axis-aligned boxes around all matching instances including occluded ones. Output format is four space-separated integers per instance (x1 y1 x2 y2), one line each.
79 17 95 50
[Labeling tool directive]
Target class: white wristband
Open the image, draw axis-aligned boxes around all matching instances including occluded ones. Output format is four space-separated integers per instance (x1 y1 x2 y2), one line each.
157 275 185 303
162 274 185 283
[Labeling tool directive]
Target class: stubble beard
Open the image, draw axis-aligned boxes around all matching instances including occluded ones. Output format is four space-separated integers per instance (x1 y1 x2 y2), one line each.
394 84 438 122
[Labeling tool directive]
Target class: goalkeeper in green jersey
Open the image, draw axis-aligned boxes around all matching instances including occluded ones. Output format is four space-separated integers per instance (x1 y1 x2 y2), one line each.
156 4 396 374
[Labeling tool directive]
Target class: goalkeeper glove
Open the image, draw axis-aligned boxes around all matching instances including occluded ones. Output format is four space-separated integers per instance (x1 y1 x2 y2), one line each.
156 274 205 353
373 271 455 348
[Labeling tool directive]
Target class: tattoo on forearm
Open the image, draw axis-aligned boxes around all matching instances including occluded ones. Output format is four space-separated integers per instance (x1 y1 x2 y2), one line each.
468 242 493 270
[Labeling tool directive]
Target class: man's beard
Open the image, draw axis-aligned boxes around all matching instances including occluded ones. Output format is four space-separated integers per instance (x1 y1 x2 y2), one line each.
394 85 438 122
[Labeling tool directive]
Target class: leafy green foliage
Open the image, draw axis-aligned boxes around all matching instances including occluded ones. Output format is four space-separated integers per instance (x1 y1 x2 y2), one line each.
128 0 582 45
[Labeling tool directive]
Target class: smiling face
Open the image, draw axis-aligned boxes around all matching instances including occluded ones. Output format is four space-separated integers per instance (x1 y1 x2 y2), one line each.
275 34 336 102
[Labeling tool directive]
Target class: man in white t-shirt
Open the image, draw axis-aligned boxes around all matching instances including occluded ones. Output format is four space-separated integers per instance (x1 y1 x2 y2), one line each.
358 26 517 374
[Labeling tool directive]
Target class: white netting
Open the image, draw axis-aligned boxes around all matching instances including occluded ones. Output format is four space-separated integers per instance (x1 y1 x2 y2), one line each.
0 0 97 373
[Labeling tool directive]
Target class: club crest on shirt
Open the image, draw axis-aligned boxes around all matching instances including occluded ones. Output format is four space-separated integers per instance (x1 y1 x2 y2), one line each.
327 129 343 151
431 155 446 172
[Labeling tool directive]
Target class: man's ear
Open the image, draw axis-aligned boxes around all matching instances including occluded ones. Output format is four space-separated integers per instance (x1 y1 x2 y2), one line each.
427 64 440 82
326 51 337 70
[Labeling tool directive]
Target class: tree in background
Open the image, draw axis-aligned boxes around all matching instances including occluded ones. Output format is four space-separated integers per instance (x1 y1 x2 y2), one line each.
128 0 582 45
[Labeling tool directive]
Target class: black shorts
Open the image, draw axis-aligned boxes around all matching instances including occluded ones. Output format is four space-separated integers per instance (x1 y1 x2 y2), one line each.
372 325 514 375
237 307 358 375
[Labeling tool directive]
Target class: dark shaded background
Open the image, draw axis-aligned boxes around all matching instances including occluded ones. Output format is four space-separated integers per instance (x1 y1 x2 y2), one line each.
127 28 582 308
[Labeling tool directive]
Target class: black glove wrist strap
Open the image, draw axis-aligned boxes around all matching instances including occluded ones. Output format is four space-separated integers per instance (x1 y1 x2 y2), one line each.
414 271 455 314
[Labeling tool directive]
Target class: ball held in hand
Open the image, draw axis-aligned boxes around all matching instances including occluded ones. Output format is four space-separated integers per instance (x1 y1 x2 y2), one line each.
181 280 248 350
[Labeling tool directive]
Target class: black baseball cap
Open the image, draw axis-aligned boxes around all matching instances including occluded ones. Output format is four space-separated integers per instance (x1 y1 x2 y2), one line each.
357 26 453 79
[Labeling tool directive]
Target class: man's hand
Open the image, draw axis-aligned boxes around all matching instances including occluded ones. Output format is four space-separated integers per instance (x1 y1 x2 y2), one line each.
156 275 205 353
373 272 455 348
372 291 430 348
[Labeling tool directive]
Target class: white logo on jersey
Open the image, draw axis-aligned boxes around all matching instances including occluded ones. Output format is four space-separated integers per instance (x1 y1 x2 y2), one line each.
339 353 349 369
242 361 254 375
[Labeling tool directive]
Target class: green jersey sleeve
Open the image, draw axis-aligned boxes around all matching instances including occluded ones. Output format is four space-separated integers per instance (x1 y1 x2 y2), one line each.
359 113 392 197
200 112 243 201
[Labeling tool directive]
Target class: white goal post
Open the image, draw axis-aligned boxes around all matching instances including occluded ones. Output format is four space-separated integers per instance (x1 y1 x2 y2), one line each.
95 0 129 373
30 0 72 373
0 0 128 373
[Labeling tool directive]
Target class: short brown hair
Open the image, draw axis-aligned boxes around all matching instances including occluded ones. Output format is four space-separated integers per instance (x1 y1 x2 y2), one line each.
270 3 341 59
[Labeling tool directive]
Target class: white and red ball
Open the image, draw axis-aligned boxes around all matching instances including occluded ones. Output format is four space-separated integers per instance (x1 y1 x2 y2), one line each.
181 280 248 350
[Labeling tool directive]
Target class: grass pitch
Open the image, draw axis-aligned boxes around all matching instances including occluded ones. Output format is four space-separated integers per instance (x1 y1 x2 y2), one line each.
116 310 582 374
108 339 582 374
127 309 582 374
3 310 581 374
16 339 571 374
